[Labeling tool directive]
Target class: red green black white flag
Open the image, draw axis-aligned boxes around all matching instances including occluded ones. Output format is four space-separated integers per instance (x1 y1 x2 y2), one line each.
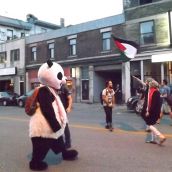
112 35 139 62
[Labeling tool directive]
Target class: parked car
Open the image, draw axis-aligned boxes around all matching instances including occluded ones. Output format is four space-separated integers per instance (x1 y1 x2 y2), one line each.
127 92 144 115
126 95 139 112
135 98 144 115
0 91 19 106
17 90 34 107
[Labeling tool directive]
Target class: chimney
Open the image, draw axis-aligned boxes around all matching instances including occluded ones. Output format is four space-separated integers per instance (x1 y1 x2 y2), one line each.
60 18 65 27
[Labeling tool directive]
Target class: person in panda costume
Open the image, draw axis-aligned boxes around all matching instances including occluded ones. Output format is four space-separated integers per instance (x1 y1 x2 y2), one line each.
29 60 78 171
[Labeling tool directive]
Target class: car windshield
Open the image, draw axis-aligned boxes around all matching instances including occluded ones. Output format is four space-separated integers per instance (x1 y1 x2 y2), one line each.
1 92 10 97
7 92 15 96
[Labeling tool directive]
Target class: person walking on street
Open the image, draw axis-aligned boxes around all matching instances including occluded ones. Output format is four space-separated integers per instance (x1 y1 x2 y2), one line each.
102 80 115 131
57 83 73 149
157 79 172 124
132 76 153 132
142 80 166 145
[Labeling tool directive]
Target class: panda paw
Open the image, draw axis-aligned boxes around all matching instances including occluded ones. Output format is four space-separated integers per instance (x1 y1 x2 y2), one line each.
62 149 78 161
29 161 48 171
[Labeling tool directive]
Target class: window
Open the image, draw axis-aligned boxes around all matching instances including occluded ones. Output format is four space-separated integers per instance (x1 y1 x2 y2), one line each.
7 29 13 40
143 59 161 83
81 66 89 79
102 32 111 51
140 0 152 5
10 49 20 62
0 52 6 63
69 39 76 56
48 43 54 59
140 21 155 45
31 47 37 61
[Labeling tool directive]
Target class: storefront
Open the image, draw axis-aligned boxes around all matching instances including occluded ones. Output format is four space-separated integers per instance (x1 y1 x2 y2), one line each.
0 67 16 92
130 53 172 97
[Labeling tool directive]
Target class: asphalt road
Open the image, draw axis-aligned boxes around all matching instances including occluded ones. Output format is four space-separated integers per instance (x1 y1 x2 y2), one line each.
0 103 172 172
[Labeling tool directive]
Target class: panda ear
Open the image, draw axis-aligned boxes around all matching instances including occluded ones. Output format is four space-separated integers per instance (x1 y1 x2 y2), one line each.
47 59 53 68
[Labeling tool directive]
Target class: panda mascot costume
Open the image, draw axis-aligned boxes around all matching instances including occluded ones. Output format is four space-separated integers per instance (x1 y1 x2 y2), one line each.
29 60 78 171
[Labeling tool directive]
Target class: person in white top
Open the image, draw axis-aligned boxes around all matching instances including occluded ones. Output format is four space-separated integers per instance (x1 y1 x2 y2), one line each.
102 80 115 131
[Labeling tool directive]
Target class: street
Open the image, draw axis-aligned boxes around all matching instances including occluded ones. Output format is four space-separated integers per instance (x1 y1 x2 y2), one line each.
0 103 172 172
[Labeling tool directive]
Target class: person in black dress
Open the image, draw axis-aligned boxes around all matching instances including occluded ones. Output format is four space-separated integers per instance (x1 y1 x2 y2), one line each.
141 80 166 145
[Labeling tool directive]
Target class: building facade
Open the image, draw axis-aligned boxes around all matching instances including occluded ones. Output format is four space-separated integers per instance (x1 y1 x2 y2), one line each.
0 38 25 94
1 0 172 102
123 0 172 96
0 14 61 43
25 0 172 103
0 14 62 95
25 14 127 103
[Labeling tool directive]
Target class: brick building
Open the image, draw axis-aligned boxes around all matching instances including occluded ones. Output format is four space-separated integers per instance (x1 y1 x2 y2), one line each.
25 14 126 103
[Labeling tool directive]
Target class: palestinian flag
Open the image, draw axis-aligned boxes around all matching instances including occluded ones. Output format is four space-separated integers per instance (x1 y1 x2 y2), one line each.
112 35 139 62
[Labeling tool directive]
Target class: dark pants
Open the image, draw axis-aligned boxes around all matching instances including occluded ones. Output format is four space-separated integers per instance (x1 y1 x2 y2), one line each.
103 106 112 125
30 136 65 164
64 123 71 148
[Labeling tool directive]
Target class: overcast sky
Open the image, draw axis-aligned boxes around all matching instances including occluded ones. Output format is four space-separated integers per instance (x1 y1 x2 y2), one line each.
0 0 123 26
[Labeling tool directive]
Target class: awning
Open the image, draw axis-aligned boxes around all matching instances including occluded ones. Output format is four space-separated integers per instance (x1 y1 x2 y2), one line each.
152 53 172 62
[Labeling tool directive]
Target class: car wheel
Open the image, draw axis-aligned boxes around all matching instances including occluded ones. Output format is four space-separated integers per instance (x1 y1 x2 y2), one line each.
132 102 138 112
135 99 144 115
135 104 140 114
2 100 7 106
135 102 144 115
18 100 24 107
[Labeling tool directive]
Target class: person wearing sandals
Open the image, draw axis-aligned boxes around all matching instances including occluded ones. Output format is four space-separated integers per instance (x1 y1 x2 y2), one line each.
143 80 166 145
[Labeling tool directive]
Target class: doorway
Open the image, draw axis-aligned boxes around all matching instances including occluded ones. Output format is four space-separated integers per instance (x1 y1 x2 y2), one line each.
81 79 89 100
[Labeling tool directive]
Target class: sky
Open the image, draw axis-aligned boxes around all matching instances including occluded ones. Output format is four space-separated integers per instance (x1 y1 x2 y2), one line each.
0 0 123 26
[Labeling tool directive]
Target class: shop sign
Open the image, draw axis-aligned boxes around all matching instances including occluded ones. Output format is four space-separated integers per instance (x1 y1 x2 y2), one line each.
0 67 16 76
152 53 172 62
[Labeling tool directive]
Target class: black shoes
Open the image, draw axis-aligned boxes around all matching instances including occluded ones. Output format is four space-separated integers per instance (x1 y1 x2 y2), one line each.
105 124 113 131
29 150 78 170
29 161 48 171
62 149 78 160
105 125 110 129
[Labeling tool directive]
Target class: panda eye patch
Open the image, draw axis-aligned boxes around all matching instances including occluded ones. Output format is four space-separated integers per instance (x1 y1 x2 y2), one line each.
57 72 62 80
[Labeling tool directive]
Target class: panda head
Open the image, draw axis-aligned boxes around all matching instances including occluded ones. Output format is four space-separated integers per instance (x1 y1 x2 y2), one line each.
38 60 66 89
